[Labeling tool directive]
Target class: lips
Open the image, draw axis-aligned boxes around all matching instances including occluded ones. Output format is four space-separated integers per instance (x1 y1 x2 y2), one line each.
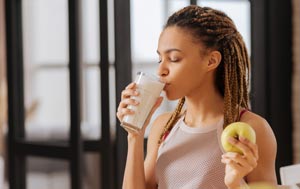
159 79 169 90
163 83 170 90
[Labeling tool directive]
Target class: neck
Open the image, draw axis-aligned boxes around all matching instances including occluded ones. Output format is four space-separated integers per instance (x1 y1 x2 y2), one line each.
184 81 224 127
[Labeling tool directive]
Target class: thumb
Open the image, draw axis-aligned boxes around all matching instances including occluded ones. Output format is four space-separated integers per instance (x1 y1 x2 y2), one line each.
152 96 164 111
148 96 164 119
142 96 164 130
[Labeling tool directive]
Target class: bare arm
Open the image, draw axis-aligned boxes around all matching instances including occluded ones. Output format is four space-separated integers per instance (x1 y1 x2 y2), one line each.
245 116 277 184
116 82 165 189
123 133 147 189
122 112 170 189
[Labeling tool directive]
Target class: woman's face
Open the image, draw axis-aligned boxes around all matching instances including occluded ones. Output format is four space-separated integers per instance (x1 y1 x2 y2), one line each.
157 26 212 100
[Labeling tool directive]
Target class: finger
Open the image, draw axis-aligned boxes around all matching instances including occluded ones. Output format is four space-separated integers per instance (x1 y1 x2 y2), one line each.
227 137 258 167
228 137 255 157
221 158 243 170
117 108 133 121
118 98 140 110
223 154 256 174
239 136 259 160
222 153 251 168
116 111 123 121
125 82 136 89
122 107 135 115
222 157 254 176
121 83 137 99
117 100 130 111
223 147 257 169
116 107 135 120
121 89 140 99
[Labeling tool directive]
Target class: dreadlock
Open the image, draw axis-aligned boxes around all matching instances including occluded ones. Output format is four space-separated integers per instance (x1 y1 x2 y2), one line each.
158 5 250 144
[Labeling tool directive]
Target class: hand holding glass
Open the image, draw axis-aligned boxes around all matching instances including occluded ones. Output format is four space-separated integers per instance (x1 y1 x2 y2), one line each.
121 72 165 132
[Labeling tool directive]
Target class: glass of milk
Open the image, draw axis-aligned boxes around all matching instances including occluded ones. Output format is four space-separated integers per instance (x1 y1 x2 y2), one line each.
121 71 165 132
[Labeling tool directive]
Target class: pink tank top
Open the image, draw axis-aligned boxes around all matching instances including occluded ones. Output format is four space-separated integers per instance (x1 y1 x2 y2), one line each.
155 116 227 189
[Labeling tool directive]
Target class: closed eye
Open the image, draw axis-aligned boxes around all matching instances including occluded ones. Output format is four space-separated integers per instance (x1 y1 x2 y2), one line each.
157 58 180 64
170 57 181 62
170 58 179 62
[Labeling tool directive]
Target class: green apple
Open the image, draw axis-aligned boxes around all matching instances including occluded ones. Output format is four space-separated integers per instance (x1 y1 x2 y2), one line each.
248 182 276 189
221 122 256 154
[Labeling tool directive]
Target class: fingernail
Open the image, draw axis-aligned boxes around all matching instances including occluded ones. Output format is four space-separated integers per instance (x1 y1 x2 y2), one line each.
228 137 237 144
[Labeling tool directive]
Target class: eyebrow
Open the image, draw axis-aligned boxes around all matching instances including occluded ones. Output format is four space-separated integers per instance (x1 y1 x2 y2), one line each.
156 48 182 55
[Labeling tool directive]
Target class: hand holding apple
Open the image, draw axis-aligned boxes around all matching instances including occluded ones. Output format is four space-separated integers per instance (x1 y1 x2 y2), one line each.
221 122 256 154
221 122 259 189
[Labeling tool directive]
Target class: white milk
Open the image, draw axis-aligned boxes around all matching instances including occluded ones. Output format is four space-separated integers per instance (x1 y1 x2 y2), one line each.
121 72 165 132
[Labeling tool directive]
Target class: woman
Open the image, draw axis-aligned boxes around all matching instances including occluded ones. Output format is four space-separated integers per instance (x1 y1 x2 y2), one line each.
117 5 277 189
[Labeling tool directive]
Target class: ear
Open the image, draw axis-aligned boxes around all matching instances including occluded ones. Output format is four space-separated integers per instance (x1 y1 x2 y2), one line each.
207 50 222 72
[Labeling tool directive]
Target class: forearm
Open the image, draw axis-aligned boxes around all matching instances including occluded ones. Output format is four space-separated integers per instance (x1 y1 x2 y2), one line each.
123 134 146 189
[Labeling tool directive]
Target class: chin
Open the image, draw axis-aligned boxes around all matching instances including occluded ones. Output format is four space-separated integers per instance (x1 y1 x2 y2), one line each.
164 91 183 101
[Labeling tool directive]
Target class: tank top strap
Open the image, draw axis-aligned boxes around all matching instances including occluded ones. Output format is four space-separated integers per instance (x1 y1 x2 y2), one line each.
239 108 249 121
157 116 183 156
162 116 184 144
160 110 186 143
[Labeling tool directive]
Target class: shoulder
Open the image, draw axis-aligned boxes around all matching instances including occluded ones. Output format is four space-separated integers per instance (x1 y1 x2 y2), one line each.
148 112 173 146
146 111 174 159
240 110 276 145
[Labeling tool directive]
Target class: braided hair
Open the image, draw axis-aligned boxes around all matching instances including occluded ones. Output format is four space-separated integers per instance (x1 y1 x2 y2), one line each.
159 5 250 144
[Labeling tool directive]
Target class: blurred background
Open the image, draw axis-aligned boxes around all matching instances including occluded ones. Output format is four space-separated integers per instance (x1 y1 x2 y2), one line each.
0 0 299 188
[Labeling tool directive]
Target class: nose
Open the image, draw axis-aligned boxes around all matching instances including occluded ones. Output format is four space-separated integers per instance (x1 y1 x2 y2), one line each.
157 61 169 78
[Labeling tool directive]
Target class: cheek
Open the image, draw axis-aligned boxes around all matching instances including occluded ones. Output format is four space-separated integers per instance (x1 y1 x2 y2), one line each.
164 82 187 100
165 64 202 98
